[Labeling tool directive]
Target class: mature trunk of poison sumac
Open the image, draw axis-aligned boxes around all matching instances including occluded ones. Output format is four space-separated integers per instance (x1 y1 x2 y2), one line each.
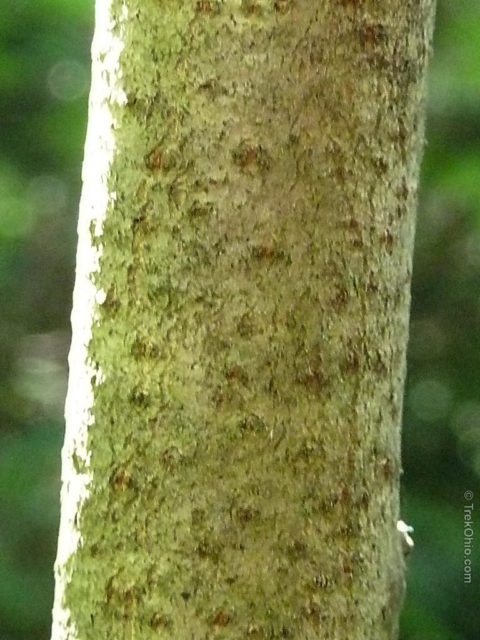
52 1 436 638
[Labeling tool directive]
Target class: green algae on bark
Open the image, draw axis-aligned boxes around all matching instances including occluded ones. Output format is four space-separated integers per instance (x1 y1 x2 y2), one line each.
52 1 436 639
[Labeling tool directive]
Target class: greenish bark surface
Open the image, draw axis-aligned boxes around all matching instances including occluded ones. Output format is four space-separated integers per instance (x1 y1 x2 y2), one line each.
52 1 436 638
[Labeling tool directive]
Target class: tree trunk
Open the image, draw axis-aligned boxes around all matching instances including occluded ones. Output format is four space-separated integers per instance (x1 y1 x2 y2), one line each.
52 1 436 638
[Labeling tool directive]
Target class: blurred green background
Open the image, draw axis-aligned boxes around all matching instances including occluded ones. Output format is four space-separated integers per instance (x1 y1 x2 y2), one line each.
0 1 479 638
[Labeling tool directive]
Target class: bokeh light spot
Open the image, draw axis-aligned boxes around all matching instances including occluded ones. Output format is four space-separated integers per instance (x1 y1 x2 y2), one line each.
47 59 89 102
408 378 453 423
28 175 68 217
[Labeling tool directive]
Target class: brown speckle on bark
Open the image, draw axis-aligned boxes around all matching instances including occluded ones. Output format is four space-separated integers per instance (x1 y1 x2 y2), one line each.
212 609 231 626
145 147 163 170
360 23 387 49
242 0 261 15
273 0 292 14
196 0 213 14
110 467 133 492
150 612 172 630
53 1 437 637
232 140 272 173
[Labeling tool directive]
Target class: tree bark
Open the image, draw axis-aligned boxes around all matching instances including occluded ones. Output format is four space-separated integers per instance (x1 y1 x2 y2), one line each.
52 1 436 638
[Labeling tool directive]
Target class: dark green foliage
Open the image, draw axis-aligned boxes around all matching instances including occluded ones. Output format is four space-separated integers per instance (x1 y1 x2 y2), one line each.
0 1 478 638
0 1 92 638
401 3 480 639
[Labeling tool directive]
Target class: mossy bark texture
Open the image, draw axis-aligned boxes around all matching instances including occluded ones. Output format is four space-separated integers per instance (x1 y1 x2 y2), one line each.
52 1 435 639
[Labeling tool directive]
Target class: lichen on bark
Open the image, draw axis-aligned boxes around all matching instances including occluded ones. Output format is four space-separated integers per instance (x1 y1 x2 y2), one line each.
52 1 436 639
